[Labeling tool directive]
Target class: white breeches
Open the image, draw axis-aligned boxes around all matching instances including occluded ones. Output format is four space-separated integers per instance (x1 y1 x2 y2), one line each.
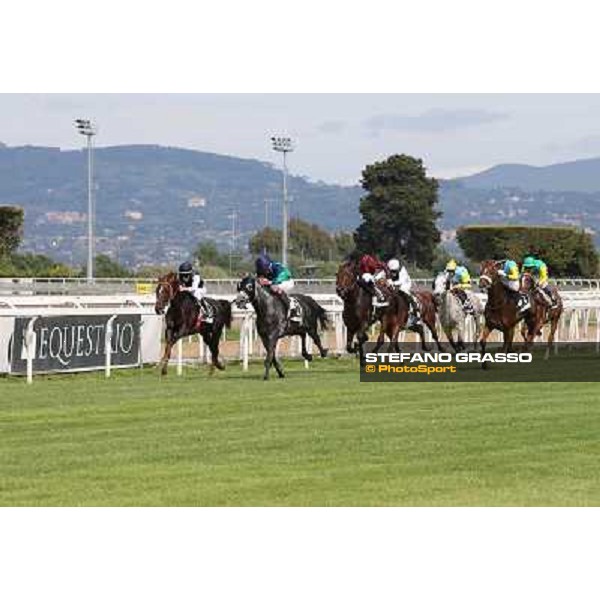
274 279 294 292
502 279 519 292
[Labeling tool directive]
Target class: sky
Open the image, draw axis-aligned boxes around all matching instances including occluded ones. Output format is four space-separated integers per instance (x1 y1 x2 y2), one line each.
2 93 600 185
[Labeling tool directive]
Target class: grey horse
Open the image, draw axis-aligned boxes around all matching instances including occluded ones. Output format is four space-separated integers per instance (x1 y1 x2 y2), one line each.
432 272 482 352
235 275 329 380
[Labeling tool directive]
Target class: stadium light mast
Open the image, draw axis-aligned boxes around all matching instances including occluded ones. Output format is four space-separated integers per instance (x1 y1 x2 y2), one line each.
75 118 97 282
271 136 294 265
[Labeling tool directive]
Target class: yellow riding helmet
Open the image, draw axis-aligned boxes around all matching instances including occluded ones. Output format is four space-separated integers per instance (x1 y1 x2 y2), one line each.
446 259 457 271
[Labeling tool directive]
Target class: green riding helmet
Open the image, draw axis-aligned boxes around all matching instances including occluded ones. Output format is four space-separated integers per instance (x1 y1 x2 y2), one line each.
522 256 536 269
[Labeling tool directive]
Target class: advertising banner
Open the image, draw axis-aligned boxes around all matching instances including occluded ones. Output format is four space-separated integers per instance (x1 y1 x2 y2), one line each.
10 314 141 374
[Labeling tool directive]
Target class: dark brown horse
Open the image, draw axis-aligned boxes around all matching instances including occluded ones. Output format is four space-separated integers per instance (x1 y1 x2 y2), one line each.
478 260 536 359
336 258 373 363
519 271 563 358
373 284 444 352
155 272 232 375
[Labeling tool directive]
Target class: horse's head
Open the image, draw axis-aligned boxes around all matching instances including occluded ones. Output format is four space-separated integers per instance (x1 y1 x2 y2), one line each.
520 271 535 293
336 259 358 299
478 259 502 290
432 272 448 298
155 272 179 314
235 274 256 308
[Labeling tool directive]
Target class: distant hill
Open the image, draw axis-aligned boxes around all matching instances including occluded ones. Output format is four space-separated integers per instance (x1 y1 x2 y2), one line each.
0 144 362 268
455 157 600 193
2 143 600 268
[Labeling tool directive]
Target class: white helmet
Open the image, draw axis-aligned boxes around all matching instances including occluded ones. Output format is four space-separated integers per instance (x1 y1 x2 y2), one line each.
388 258 400 271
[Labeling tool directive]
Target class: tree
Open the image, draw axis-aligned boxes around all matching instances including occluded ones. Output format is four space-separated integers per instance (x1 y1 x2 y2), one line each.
0 205 24 257
248 227 282 257
194 241 221 266
248 218 347 262
354 155 441 268
94 254 132 278
334 231 355 258
457 225 599 277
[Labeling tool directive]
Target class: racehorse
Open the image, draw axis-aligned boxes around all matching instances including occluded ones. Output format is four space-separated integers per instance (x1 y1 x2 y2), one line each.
432 271 482 352
478 260 536 359
519 271 563 358
335 258 373 363
154 272 232 375
235 275 329 380
372 284 445 353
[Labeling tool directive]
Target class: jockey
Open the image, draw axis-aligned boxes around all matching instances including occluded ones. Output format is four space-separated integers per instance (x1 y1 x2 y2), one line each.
177 261 213 325
497 259 530 313
358 254 390 307
522 256 556 308
443 259 458 288
387 258 422 326
255 255 301 321
449 263 475 315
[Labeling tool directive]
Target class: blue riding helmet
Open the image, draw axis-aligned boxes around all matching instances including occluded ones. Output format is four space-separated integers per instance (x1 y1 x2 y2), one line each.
178 261 193 274
255 255 272 276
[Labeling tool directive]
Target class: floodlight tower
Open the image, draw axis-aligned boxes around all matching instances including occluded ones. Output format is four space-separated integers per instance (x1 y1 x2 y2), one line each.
270 136 294 265
75 118 97 282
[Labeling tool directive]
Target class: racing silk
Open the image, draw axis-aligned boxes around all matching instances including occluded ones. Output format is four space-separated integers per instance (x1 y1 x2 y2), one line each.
522 259 549 286
389 266 412 294
503 260 519 281
270 261 292 285
452 265 471 288
180 273 206 301
359 254 388 276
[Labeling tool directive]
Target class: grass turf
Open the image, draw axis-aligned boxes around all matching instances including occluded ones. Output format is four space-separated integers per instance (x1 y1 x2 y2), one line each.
1 359 599 506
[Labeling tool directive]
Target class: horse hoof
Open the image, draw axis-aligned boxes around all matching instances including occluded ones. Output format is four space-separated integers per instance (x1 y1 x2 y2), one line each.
321 349 329 358
303 354 313 362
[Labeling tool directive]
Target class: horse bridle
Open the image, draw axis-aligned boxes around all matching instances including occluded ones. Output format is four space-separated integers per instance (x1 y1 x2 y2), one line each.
155 280 176 313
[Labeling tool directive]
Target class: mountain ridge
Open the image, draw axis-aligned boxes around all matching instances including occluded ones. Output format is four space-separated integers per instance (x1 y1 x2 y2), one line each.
2 143 600 267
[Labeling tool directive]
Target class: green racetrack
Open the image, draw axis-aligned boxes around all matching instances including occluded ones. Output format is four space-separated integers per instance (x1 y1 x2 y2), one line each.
1 359 599 506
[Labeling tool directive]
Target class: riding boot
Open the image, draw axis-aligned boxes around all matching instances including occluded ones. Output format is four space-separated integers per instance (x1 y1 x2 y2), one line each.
462 295 475 315
289 297 302 322
372 284 389 307
200 298 214 324
407 295 422 326
280 292 292 319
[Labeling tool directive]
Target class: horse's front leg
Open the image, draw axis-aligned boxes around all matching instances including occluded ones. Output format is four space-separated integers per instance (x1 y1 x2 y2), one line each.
160 326 179 376
346 325 356 354
160 340 173 376
414 323 429 352
444 326 460 353
479 323 492 370
272 338 285 378
203 329 226 373
357 329 369 365
545 310 561 360
503 325 516 353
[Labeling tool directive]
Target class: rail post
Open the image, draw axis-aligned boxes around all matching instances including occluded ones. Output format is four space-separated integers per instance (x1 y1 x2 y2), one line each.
24 316 38 385
105 315 117 378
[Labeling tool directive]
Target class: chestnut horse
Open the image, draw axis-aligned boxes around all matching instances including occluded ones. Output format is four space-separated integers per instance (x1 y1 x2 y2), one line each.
335 258 373 363
519 271 563 358
373 285 444 353
154 272 232 375
478 260 536 359
336 257 443 358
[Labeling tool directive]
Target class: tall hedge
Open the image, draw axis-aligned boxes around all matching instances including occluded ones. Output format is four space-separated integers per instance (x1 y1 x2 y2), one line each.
456 225 599 277
0 205 24 257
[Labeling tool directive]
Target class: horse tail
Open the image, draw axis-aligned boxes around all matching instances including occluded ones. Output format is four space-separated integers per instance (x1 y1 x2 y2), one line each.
317 304 330 331
221 300 233 328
